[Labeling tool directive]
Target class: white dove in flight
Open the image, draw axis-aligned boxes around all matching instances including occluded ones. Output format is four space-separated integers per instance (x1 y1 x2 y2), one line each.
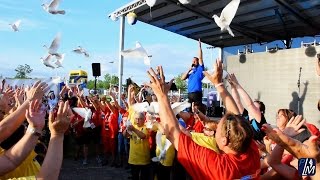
132 102 159 114
9 19 21 32
72 46 84 54
133 100 190 115
212 0 240 37
42 0 65 15
54 53 65 68
72 107 92 128
121 42 151 66
43 33 62 58
72 46 89 58
40 54 55 69
171 100 191 115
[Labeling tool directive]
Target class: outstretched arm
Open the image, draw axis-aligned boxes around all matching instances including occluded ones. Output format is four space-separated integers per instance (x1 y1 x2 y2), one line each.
127 85 136 106
228 77 243 114
36 101 70 180
0 100 46 175
147 67 180 150
198 39 203 66
229 73 261 122
267 145 298 180
0 81 48 143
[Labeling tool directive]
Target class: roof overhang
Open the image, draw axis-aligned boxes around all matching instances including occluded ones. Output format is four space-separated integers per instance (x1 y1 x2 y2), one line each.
108 0 320 48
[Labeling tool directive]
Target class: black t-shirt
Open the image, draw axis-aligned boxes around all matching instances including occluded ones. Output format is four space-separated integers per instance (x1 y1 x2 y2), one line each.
242 108 267 142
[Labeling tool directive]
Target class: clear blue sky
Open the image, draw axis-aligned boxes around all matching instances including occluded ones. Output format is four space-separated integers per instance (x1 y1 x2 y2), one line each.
0 0 318 85
0 0 220 85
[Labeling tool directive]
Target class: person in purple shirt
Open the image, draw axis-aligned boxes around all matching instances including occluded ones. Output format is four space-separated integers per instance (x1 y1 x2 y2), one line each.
181 39 204 105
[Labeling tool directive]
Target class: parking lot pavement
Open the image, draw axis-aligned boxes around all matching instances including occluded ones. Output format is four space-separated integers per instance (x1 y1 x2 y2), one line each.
59 158 130 180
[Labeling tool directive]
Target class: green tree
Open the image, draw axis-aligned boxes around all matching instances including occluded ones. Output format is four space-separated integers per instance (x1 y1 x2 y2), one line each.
175 73 187 92
15 64 33 79
103 73 119 89
86 80 95 89
86 73 119 90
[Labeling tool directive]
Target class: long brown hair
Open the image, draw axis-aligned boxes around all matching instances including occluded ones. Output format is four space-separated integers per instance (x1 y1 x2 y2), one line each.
277 109 297 122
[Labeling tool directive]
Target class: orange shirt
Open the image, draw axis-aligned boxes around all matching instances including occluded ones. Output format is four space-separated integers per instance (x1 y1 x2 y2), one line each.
178 133 260 180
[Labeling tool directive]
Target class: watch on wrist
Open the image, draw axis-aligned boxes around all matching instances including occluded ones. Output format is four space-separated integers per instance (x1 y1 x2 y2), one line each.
27 127 42 137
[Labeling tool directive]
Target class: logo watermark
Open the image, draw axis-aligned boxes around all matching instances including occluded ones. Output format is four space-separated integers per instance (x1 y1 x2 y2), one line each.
298 158 316 176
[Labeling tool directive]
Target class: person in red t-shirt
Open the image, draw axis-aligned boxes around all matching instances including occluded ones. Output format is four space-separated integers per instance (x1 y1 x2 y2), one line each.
146 61 261 180
105 108 119 166
70 112 85 160
178 102 209 132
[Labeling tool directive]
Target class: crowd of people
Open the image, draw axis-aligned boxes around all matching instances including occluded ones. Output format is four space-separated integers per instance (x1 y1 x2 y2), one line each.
0 43 319 180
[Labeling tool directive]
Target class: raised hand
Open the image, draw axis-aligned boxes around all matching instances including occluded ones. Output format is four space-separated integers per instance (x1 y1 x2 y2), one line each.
283 115 306 137
0 88 15 113
228 73 240 87
26 99 46 130
26 81 49 101
0 79 5 93
263 136 273 153
109 91 116 99
49 101 70 136
146 66 174 97
14 88 25 107
203 59 223 86
261 123 320 160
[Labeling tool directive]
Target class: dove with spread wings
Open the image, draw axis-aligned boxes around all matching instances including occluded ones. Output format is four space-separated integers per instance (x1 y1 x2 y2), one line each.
212 0 240 37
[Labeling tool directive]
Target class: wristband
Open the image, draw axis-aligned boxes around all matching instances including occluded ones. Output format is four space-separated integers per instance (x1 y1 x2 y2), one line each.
27 126 42 137
215 83 224 88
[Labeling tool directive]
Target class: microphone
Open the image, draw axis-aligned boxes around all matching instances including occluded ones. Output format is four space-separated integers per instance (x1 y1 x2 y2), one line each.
297 67 302 88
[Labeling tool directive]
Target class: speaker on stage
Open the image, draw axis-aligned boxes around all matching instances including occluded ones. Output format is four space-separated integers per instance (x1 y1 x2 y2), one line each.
92 63 101 76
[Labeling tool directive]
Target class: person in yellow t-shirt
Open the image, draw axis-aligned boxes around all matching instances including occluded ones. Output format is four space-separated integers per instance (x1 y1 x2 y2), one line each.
154 131 175 180
124 112 150 180
191 121 219 152
180 120 219 152
0 147 40 180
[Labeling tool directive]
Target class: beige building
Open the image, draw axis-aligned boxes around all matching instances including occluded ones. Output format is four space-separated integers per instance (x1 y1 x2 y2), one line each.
226 46 320 126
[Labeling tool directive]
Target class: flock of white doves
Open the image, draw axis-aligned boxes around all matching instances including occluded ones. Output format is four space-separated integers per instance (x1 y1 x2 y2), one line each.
9 0 90 69
9 0 241 69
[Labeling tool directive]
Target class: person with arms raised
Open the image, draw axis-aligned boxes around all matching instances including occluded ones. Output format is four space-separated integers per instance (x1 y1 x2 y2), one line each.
146 60 260 180
181 39 204 105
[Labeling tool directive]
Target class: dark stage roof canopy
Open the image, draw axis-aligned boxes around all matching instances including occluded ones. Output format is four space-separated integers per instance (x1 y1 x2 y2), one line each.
109 0 320 48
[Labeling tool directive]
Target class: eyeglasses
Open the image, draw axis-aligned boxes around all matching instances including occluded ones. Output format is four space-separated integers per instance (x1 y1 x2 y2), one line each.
203 127 214 132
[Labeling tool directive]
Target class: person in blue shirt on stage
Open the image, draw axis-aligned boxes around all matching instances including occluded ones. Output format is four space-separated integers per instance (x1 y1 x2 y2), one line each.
181 39 204 105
